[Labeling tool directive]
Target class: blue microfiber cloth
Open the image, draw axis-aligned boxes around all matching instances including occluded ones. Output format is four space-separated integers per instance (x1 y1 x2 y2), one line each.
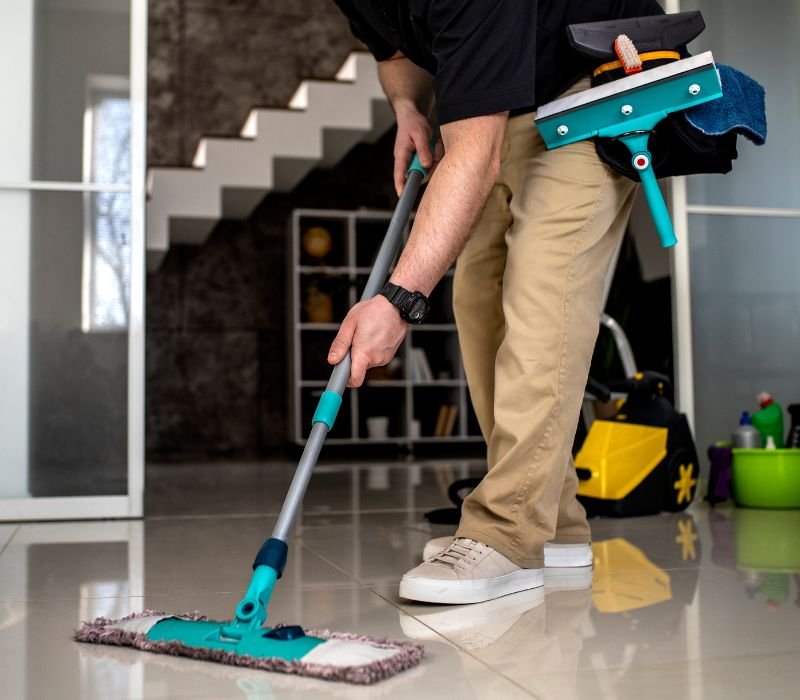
685 64 767 146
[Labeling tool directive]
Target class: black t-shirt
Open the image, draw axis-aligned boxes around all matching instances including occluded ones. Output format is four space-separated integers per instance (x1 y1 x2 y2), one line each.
334 0 664 124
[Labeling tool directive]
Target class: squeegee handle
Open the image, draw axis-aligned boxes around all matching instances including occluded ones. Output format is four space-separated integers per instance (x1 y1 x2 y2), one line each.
618 131 677 248
638 161 678 248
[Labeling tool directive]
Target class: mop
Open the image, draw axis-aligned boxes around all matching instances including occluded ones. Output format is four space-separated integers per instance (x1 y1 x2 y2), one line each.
74 156 431 685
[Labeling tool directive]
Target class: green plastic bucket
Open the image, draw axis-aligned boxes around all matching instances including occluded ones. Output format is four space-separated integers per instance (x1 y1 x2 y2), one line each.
732 449 800 509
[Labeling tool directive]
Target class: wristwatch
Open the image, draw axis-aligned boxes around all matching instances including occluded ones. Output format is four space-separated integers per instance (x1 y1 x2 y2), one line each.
379 282 431 324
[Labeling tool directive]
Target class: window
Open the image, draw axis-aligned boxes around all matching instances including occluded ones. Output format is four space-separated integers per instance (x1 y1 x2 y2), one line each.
82 75 131 331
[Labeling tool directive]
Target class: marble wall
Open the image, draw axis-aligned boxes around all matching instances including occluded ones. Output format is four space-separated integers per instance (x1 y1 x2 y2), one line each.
148 0 361 167
146 1 395 460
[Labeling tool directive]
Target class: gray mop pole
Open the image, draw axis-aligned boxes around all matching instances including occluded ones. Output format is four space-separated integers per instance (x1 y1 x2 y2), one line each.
271 165 426 546
230 155 429 632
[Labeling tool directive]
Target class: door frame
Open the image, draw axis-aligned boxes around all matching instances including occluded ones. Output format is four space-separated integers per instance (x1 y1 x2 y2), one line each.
0 0 146 521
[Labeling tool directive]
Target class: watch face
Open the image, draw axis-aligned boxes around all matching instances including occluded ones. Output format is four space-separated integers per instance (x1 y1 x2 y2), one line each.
408 298 428 322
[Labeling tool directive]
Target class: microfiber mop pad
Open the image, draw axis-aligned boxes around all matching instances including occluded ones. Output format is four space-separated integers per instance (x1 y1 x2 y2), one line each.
74 610 424 685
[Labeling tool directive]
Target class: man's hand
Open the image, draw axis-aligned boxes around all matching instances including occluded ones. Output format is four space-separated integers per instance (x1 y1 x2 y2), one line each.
376 52 442 195
327 295 408 388
393 103 444 196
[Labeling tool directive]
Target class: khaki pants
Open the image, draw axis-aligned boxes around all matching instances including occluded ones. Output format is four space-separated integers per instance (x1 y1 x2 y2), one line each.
453 79 637 568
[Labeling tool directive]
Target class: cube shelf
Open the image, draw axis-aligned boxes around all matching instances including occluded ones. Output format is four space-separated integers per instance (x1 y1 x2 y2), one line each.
289 208 484 446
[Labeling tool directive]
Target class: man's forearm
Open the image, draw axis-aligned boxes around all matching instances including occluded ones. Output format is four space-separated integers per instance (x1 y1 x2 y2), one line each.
389 113 507 295
378 53 434 118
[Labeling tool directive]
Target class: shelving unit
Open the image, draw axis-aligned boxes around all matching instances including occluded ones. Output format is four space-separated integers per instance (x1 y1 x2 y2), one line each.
289 208 484 446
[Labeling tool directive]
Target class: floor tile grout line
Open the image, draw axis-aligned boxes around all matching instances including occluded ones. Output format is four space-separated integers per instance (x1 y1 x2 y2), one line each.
302 542 539 699
0 582 373 606
298 542 368 589
145 507 441 521
560 648 800 677
0 525 21 558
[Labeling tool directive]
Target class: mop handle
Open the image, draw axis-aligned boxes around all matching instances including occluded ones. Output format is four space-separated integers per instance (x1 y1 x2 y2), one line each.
230 162 427 631
267 152 429 549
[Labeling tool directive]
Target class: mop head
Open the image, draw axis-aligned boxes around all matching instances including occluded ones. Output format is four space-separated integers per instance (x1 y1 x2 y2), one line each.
74 610 424 685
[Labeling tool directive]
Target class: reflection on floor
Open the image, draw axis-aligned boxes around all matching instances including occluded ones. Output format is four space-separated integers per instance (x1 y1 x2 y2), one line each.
2 460 800 698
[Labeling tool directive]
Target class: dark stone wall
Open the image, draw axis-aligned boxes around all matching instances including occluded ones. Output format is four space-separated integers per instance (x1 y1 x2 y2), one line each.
146 137 396 460
148 0 361 167
146 1 394 460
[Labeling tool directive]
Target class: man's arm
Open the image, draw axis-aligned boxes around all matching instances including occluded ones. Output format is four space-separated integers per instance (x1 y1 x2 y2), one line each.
377 52 440 195
327 113 507 387
378 52 434 118
389 113 506 295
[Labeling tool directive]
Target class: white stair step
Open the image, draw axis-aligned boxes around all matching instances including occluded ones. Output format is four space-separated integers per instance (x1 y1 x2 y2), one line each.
193 138 276 188
147 169 221 253
239 109 323 154
146 51 392 269
297 81 378 129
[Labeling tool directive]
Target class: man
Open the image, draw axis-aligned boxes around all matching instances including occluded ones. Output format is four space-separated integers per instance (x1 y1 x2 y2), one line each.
328 0 662 604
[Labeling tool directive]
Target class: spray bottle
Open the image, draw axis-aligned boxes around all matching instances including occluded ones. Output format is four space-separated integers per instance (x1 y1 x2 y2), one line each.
732 411 761 448
751 392 784 448
787 404 800 449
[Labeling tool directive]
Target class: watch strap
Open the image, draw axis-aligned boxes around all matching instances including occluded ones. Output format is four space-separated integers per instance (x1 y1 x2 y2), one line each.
380 282 409 307
380 282 430 323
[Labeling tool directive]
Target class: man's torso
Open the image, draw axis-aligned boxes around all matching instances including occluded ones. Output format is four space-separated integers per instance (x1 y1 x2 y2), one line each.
337 0 664 111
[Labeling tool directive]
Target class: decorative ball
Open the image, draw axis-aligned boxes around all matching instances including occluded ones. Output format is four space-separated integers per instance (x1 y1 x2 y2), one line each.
302 226 333 260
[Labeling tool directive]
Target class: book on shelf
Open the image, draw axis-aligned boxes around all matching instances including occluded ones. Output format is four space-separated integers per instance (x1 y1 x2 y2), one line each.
444 404 459 436
434 403 459 437
408 347 433 382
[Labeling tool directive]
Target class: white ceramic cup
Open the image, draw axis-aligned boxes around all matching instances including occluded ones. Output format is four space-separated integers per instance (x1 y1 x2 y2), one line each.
366 416 390 439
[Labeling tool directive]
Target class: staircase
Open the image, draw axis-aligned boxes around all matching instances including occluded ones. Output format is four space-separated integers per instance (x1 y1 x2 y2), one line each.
146 52 393 271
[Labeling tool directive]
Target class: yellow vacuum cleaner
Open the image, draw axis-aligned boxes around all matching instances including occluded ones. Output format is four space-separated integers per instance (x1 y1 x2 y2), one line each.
576 370 700 517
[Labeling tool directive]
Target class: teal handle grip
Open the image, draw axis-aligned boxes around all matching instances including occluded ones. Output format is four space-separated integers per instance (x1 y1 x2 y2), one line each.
312 390 342 431
407 135 439 177
637 158 677 248
408 152 427 177
618 132 677 248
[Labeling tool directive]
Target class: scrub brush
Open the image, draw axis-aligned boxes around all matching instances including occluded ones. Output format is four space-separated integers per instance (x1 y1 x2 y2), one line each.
614 34 642 75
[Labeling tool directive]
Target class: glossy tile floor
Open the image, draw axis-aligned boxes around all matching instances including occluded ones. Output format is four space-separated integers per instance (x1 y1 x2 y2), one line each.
2 460 800 699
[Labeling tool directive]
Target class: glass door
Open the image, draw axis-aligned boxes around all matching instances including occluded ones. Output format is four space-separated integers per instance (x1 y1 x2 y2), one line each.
0 0 146 519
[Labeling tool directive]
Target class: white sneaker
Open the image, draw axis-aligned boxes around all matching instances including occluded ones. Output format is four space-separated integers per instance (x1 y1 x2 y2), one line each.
399 537 543 604
423 536 593 568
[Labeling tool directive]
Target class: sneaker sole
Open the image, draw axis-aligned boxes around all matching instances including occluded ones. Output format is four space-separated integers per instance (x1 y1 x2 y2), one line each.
422 540 593 568
399 568 544 605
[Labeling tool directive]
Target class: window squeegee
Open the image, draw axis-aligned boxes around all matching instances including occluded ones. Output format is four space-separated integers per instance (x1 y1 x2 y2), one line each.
535 51 722 247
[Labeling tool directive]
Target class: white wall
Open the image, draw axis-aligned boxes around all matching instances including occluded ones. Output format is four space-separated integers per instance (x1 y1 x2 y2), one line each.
0 1 33 498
